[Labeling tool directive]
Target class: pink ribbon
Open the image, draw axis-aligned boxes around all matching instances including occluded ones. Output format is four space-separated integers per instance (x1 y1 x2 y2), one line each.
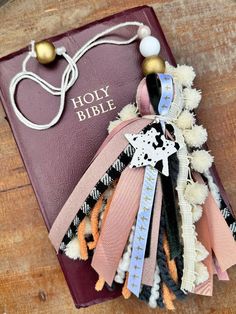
194 196 213 296
194 173 236 271
142 178 162 286
214 258 229 281
49 118 151 252
136 77 154 116
91 118 139 161
194 172 236 296
92 166 145 286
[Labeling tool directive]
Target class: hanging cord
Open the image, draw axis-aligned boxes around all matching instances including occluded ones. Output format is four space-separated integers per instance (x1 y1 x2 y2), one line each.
9 21 144 130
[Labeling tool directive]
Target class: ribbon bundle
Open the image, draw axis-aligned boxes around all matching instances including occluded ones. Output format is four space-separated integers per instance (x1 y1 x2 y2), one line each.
49 61 236 310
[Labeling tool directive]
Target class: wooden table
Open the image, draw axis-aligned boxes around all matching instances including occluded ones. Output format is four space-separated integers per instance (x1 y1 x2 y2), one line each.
0 0 235 313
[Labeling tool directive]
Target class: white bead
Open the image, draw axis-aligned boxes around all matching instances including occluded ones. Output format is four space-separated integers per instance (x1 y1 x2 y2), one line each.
139 36 160 57
137 25 151 39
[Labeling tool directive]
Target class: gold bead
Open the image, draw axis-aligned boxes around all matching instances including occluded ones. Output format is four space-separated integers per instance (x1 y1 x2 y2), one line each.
35 41 56 64
142 56 165 76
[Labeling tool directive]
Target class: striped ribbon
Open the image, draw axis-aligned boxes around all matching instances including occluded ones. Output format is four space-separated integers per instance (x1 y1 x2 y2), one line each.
127 73 174 296
157 74 173 115
128 166 158 296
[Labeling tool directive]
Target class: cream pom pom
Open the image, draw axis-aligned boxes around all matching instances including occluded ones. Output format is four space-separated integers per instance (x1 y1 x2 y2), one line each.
176 110 196 129
192 204 203 222
190 150 214 173
183 125 208 148
165 61 176 76
195 262 209 285
107 119 122 133
148 266 161 308
84 216 92 235
118 103 138 120
184 182 208 205
103 185 114 202
183 88 202 110
107 103 139 133
65 237 81 260
174 64 196 87
114 225 135 284
195 241 209 262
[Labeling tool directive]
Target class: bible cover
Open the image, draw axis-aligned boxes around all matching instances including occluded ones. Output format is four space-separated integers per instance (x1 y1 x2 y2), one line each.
0 5 232 308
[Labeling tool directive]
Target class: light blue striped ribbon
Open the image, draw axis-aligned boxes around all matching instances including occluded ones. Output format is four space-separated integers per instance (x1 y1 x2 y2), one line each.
127 165 158 297
127 74 173 296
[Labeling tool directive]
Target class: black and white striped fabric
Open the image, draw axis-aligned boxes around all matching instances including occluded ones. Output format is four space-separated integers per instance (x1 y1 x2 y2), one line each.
59 144 135 252
220 198 236 240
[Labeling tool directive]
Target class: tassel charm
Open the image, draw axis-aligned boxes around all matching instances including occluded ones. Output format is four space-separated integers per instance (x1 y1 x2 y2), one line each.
46 25 236 309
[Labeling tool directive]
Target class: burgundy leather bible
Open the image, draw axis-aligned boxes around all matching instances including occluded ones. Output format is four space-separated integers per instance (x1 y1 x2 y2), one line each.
0 5 232 308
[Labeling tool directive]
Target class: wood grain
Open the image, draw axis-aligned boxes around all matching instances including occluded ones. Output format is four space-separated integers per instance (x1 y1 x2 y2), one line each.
0 0 236 313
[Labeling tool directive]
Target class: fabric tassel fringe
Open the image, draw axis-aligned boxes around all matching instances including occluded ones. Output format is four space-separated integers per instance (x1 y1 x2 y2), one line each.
49 62 236 310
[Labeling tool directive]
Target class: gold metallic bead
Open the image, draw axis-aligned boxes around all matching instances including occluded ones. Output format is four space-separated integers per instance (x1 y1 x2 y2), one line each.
35 41 56 64
142 56 165 76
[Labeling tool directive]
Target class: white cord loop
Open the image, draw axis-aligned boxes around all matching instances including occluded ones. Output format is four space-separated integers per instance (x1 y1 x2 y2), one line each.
9 21 144 130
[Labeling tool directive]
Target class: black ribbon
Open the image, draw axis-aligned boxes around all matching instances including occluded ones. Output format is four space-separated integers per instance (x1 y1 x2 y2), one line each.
146 73 162 113
146 73 181 260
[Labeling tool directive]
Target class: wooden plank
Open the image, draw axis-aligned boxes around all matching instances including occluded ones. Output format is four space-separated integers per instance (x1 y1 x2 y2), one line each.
0 0 235 313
